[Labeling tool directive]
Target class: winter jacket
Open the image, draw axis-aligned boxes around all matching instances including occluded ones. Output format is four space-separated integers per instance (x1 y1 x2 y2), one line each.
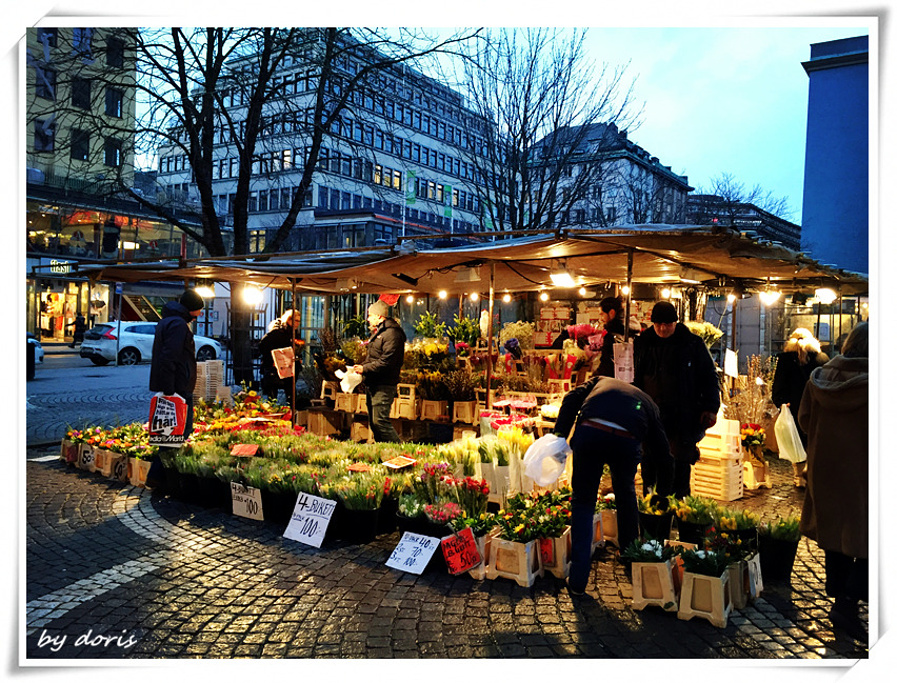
798 355 868 559
633 323 721 460
259 322 300 383
554 375 674 497
149 301 197 397
595 317 626 378
361 318 407 387
771 349 828 445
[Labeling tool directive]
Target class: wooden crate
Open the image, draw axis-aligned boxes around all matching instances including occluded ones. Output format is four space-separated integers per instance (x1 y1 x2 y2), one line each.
390 398 418 420
307 410 343 437
691 454 743 502
631 560 679 612
485 537 544 587
539 527 572 579
350 420 372 443
678 571 732 628
421 400 449 421
334 392 358 412
452 401 478 424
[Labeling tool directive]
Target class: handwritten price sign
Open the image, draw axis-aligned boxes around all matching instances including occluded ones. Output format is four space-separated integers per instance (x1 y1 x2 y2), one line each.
230 483 264 521
440 528 483 575
386 532 440 575
283 493 337 548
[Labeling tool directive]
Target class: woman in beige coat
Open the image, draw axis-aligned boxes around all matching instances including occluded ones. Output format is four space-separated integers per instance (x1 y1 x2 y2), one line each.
798 321 868 640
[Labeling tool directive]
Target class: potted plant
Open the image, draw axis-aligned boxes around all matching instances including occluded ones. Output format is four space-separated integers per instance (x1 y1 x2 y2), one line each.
740 422 771 489
713 507 761 552
596 493 618 548
330 472 384 544
637 492 673 541
669 495 718 545
451 512 498 580
677 547 733 628
703 525 759 609
444 369 478 424
621 538 681 612
757 513 801 583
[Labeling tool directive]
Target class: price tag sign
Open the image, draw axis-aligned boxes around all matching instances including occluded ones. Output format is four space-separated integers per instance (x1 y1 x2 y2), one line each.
386 532 441 575
231 444 259 457
230 482 264 521
283 493 337 548
382 456 417 470
440 528 483 575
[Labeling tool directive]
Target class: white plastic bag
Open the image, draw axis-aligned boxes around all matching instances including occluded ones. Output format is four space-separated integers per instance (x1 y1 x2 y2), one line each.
334 368 363 393
523 434 572 486
774 407 807 463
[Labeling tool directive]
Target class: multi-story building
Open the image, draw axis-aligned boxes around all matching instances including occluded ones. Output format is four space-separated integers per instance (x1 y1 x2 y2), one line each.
155 47 492 254
800 35 869 275
532 123 692 228
686 194 802 251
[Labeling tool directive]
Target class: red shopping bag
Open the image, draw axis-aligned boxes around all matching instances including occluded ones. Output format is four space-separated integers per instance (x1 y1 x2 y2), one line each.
148 393 189 447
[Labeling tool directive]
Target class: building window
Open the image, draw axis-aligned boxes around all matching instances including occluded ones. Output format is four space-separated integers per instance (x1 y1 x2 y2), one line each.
105 88 123 118
33 118 55 152
71 77 91 109
104 138 122 167
107 37 125 68
72 28 93 59
34 66 56 100
70 129 90 161
249 230 266 253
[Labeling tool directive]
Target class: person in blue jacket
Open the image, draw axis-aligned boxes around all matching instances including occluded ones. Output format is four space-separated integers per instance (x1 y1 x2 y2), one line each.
553 375 674 595
146 289 204 490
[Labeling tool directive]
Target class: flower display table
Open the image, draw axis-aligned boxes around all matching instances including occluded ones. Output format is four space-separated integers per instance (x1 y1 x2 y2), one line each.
631 559 679 612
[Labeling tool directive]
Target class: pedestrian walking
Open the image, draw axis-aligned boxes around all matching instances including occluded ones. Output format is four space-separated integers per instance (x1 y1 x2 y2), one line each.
633 301 721 498
771 327 829 486
552 375 674 595
66 312 87 348
352 300 406 443
146 288 204 490
798 321 868 640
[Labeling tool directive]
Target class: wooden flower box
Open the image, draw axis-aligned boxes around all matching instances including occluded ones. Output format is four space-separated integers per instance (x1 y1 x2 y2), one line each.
110 454 130 483
601 509 619 547
485 536 544 587
320 381 339 402
60 439 79 465
334 392 358 412
678 570 733 628
631 559 679 612
77 444 96 472
390 398 418 420
727 552 764 608
420 400 449 421
355 397 368 415
93 448 117 477
128 457 152 488
468 529 499 581
481 463 511 505
350 420 372 443
539 527 572 579
307 410 344 437
452 401 478 424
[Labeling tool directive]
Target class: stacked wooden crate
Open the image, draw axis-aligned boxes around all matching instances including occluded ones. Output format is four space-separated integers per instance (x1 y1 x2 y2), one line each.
691 418 743 501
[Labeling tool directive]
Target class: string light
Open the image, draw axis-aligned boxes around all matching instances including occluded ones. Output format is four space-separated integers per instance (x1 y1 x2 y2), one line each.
405 294 415 304
438 290 448 300
539 291 549 302
469 292 479 302
502 293 512 303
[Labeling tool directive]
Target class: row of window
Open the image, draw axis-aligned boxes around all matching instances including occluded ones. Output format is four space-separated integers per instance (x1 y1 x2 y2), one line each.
34 66 126 118
32 119 123 166
34 28 126 68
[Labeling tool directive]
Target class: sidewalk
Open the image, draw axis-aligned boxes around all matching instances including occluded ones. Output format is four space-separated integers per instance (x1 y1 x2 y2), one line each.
22 448 871 665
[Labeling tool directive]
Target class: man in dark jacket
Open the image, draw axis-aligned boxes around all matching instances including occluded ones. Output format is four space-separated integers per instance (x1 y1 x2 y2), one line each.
553 375 673 595
633 301 721 498
146 289 204 489
352 300 407 442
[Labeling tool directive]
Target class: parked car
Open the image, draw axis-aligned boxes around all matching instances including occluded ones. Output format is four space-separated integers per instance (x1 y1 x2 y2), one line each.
79 321 224 366
27 333 45 364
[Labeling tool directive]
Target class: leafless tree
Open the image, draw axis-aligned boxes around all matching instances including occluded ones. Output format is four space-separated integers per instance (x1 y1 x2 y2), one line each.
692 172 794 224
449 28 640 236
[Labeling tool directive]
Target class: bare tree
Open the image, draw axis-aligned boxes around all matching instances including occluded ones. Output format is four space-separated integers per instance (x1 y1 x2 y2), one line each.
692 172 794 224
450 28 640 236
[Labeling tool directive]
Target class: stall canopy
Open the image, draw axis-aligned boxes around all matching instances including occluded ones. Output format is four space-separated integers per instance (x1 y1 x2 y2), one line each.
72 225 868 296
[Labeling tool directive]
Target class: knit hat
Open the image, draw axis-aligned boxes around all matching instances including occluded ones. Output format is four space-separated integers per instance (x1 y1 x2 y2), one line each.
650 301 678 324
367 300 389 319
180 289 205 312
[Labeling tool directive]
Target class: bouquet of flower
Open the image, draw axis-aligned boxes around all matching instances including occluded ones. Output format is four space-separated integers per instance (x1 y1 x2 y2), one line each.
621 538 678 563
679 547 731 577
740 423 766 451
424 501 463 526
412 462 454 505
449 476 490 518
638 492 669 516
596 493 616 511
330 473 385 510
703 525 754 563
684 321 723 349
714 507 760 531
451 512 497 537
398 493 426 519
669 495 718 525
499 321 535 349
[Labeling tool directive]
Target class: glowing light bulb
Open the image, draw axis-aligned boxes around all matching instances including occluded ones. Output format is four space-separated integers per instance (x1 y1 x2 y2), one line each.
539 291 549 302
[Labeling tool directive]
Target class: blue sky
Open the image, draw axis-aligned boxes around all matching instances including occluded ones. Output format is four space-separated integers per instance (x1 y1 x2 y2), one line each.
579 24 872 223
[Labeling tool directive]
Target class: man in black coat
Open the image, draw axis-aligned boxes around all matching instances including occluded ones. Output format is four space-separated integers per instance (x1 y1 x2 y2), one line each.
352 300 407 442
633 301 721 498
146 289 204 489
553 375 673 595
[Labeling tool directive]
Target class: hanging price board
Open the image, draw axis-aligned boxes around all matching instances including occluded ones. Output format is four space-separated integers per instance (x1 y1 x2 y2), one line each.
440 528 482 575
283 493 337 548
386 532 440 575
230 483 264 521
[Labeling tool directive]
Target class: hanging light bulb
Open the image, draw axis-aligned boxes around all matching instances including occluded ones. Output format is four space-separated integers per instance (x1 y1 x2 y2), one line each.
469 291 480 302
621 285 630 296
438 289 448 300
578 287 588 297
815 287 837 304
242 285 263 306
502 293 512 303
539 291 549 302
727 293 737 304
660 287 671 299
405 294 415 304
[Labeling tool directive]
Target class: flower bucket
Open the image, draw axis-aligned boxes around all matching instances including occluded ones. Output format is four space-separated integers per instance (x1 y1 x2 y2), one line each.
601 508 619 547
638 511 673 541
676 520 709 545
77 444 96 472
678 570 732 628
485 537 544 587
631 559 679 612
421 399 449 421
339 507 380 545
396 512 430 537
128 457 151 488
757 535 799 583
452 401 478 424
199 476 232 510
93 448 116 477
377 496 399 534
261 490 298 526
727 560 750 610
539 527 572 579
591 513 604 555
163 467 185 500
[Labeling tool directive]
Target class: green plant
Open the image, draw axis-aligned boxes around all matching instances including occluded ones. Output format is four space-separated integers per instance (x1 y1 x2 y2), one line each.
451 512 497 537
758 514 801 542
342 316 367 339
638 492 669 516
714 507 761 531
447 315 481 346
621 538 678 563
669 495 718 525
679 547 730 577
443 369 477 401
413 310 447 339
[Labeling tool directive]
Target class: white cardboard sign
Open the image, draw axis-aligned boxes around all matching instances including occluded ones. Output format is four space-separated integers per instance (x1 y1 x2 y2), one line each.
283 493 337 548
230 483 264 521
386 532 441 575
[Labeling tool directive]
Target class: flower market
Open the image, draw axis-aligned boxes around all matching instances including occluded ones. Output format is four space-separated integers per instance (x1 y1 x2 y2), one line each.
59 226 869 634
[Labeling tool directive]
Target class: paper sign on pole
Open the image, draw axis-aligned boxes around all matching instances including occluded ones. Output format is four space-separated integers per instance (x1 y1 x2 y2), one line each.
148 393 189 447
283 493 337 548
386 532 441 575
614 341 635 383
440 528 482 575
724 348 739 378
230 483 264 521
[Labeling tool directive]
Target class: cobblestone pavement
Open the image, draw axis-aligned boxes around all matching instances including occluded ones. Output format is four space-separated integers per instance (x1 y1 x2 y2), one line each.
22 448 875 670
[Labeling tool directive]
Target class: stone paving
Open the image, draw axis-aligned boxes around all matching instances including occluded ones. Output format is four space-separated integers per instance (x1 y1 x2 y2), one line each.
24 448 872 664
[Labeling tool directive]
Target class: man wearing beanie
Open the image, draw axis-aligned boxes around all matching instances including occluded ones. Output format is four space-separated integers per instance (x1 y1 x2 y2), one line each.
633 300 721 498
353 300 407 442
146 289 204 490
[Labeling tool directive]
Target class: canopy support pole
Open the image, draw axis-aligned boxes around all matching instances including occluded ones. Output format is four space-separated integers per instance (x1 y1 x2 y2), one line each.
291 278 298 425
624 249 633 342
486 263 495 410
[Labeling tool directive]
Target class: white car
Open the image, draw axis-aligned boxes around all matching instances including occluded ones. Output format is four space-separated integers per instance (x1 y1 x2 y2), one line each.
27 333 44 364
79 321 224 366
